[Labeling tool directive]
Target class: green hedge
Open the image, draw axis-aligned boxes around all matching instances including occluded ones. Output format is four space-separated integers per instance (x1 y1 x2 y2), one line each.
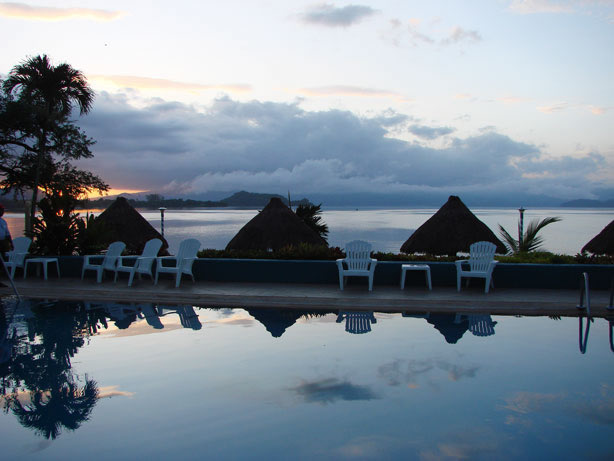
197 245 613 264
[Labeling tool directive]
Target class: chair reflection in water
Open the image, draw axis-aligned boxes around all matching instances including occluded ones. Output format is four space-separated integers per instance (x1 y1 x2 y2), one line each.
454 313 497 337
135 304 164 330
336 311 377 334
84 302 201 330
158 305 202 330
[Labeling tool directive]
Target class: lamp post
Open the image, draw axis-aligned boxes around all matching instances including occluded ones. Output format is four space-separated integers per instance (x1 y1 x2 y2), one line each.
518 206 526 246
159 207 167 238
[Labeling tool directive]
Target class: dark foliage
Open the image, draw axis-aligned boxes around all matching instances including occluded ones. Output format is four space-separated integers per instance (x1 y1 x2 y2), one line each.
295 203 329 242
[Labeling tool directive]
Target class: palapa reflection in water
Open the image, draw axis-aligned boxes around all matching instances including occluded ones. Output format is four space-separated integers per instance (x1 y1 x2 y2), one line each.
402 311 497 343
246 308 333 338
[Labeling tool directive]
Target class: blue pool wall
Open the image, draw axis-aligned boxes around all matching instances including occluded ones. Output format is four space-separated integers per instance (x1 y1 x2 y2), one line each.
52 257 613 290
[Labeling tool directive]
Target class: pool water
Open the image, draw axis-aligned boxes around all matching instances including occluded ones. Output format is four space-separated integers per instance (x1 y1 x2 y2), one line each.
1 298 612 460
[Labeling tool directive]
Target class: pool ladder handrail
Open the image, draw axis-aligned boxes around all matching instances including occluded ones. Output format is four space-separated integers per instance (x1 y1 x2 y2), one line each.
576 272 591 317
0 256 21 301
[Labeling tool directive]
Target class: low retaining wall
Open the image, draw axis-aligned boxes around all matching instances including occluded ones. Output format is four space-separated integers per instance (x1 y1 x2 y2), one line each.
43 256 614 290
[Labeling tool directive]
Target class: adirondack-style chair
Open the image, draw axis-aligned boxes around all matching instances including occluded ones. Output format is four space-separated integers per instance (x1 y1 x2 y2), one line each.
114 238 163 286
336 240 377 291
4 237 31 278
154 238 200 288
82 241 126 283
455 241 498 293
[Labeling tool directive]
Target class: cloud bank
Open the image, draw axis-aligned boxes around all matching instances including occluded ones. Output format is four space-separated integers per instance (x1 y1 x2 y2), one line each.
76 92 611 205
0 2 124 21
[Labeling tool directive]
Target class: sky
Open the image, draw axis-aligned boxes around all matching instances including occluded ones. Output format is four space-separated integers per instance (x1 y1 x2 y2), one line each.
0 0 613 205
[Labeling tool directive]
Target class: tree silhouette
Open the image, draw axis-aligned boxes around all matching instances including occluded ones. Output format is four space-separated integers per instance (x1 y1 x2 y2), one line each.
2 54 96 235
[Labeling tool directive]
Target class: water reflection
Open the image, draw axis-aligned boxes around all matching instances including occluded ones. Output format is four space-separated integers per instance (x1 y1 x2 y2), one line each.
0 299 100 439
1 297 613 451
402 312 498 343
579 314 592 354
336 311 377 334
246 308 332 338
83 301 204 331
0 298 205 440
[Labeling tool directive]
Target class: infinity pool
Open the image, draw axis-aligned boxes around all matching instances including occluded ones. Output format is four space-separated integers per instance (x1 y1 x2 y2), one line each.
1 298 612 460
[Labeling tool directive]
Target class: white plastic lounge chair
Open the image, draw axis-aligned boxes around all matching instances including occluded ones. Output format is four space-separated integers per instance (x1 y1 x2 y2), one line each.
81 241 126 283
336 240 377 291
114 238 163 286
154 238 200 288
3 237 31 278
336 311 377 334
455 241 498 293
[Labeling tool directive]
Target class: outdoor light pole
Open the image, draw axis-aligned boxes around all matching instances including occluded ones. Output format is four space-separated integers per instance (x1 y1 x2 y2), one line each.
159 207 167 238
518 206 526 244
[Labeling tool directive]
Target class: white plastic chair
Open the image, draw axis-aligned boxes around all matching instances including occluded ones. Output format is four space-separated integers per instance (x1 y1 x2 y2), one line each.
455 241 498 293
81 241 126 283
114 238 163 286
4 237 31 278
154 238 200 288
336 240 377 291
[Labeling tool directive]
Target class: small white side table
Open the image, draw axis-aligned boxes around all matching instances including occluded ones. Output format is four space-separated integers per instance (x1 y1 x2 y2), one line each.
24 257 61 280
400 264 432 290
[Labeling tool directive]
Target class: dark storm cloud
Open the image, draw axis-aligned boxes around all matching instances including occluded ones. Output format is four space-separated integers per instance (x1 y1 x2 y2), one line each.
76 92 611 201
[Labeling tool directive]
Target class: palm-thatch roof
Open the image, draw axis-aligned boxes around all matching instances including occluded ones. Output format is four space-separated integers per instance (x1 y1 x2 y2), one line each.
226 197 327 250
400 195 506 255
581 219 614 255
96 197 168 255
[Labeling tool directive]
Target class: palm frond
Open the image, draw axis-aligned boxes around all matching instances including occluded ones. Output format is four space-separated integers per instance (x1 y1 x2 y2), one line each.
498 224 518 254
521 217 561 252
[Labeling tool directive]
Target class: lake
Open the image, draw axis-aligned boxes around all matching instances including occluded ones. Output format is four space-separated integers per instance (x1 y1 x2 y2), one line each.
4 207 613 255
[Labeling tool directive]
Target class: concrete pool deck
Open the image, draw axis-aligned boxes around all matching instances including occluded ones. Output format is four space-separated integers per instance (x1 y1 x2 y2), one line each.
2 276 613 317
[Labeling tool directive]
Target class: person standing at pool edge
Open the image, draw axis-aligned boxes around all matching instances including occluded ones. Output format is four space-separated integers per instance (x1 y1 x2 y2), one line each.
0 204 13 259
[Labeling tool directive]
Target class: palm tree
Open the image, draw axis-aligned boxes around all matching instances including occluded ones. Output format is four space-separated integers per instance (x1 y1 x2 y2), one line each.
295 203 329 242
3 55 94 235
499 216 561 254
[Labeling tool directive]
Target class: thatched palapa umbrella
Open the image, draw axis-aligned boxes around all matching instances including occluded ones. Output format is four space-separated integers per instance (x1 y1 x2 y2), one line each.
400 195 506 255
581 219 614 255
226 197 327 250
96 197 169 255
